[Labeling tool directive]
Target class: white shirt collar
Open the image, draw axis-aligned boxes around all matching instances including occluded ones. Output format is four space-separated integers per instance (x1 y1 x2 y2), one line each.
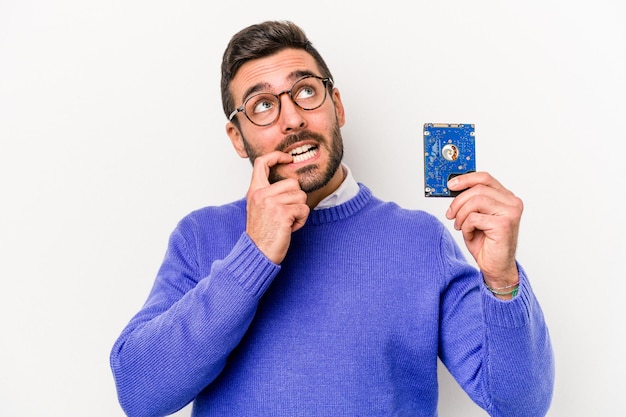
314 164 360 210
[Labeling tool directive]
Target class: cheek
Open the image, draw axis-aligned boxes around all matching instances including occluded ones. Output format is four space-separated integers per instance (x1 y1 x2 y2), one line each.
240 130 275 160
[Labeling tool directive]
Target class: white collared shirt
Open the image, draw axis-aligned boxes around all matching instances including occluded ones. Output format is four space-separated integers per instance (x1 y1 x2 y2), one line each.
314 165 360 210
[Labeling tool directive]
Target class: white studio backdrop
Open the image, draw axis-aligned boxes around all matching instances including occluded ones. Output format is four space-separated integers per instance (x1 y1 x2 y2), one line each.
1 1 623 416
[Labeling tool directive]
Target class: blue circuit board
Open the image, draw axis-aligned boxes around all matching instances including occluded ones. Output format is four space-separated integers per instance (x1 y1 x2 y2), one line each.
423 123 476 197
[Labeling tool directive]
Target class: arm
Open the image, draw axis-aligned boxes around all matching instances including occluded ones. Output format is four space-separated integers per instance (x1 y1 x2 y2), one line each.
440 172 554 415
110 229 279 417
111 151 309 417
438 247 554 416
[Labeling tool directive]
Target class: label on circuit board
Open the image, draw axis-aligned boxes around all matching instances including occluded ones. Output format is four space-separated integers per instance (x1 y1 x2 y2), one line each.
423 123 476 197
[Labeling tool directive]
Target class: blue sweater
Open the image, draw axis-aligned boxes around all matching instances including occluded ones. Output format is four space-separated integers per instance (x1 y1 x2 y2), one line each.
111 185 553 417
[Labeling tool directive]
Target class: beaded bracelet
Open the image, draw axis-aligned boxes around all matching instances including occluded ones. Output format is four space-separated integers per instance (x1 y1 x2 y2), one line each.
484 280 520 297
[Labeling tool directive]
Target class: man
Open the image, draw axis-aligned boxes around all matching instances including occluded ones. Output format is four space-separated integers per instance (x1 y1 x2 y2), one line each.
111 20 554 417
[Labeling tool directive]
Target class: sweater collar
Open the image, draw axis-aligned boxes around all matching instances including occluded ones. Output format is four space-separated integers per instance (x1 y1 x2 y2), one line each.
306 184 372 225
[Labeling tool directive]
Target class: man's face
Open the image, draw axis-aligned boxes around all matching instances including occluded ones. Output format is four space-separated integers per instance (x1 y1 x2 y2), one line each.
225 48 346 194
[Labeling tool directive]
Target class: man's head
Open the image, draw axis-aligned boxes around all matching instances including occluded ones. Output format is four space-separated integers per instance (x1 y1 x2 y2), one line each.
221 21 334 123
221 21 346 200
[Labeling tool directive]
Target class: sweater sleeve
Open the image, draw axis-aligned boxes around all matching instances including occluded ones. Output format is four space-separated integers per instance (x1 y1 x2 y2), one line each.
437 228 554 417
110 224 280 417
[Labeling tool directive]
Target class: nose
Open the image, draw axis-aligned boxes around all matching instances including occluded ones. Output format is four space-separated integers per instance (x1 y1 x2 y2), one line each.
277 93 306 132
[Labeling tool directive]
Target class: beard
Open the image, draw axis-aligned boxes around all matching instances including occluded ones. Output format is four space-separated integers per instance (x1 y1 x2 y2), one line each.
241 123 344 194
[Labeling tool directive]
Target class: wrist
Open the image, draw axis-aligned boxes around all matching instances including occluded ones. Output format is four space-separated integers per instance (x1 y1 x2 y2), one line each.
483 279 519 300
482 263 519 289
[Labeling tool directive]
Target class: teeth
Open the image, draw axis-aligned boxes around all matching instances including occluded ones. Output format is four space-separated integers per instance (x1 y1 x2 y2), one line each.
290 145 318 163
290 144 313 156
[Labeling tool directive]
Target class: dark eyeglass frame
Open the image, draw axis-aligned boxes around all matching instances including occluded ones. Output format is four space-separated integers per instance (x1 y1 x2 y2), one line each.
228 75 334 127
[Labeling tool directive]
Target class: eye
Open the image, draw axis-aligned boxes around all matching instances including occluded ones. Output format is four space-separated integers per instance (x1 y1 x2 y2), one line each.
294 84 317 101
248 94 277 115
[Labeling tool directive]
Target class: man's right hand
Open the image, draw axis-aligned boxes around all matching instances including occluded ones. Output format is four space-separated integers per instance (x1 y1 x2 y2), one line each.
245 151 310 264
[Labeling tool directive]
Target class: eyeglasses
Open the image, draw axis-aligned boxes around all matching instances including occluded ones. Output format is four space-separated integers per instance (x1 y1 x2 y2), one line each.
228 75 333 127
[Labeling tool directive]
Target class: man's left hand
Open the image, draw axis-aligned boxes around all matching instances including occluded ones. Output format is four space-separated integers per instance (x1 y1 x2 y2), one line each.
446 172 523 289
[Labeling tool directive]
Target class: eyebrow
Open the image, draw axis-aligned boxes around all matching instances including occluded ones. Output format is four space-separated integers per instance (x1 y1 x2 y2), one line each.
240 70 320 103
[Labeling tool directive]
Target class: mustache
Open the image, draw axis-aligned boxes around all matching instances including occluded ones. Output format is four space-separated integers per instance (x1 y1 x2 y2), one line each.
276 130 326 152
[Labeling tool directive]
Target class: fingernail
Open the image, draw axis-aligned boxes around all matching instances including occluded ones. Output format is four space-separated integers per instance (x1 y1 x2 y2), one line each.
447 178 458 189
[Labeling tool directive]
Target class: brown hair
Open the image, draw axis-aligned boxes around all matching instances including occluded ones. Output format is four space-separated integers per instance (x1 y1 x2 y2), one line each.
220 20 334 123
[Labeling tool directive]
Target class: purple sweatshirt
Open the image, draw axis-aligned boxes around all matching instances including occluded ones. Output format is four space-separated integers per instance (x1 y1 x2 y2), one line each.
110 184 554 417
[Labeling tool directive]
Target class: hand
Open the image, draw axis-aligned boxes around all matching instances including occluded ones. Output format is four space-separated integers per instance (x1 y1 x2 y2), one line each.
245 151 310 264
445 172 523 288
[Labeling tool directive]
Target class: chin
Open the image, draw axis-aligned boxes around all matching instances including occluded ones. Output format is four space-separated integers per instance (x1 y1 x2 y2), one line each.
296 164 339 194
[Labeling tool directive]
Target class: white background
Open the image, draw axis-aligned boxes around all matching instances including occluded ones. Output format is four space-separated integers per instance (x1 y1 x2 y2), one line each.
1 1 623 416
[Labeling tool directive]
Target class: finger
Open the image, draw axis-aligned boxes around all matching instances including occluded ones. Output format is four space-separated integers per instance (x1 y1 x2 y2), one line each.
457 193 523 233
447 171 505 193
249 181 307 209
290 204 310 233
250 151 293 188
459 211 519 261
450 193 499 230
459 211 498 239
246 176 307 224
447 184 501 221
446 178 516 220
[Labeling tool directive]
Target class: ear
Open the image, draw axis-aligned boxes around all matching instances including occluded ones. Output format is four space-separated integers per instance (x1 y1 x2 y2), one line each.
226 122 249 158
331 88 346 127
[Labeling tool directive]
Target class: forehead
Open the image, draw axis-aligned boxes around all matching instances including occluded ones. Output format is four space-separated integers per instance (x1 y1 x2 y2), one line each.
231 48 321 100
